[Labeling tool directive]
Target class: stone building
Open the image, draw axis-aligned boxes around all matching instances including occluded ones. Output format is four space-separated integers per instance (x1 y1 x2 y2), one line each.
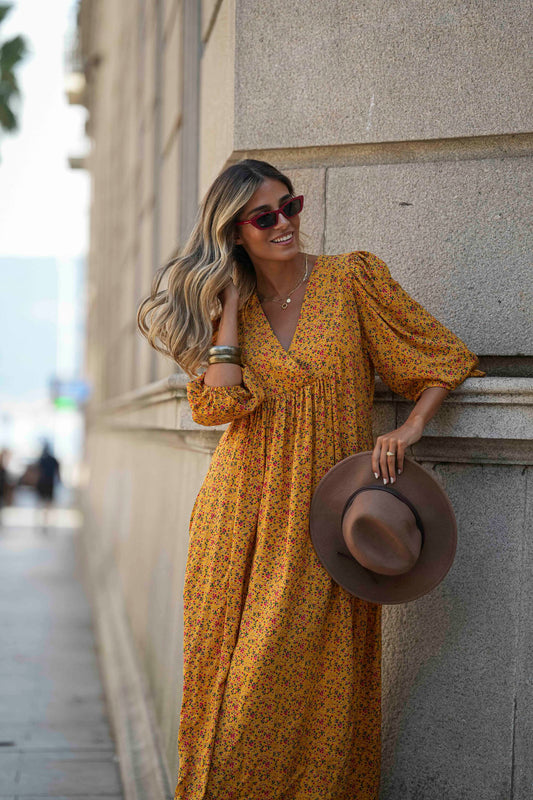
73 1 532 797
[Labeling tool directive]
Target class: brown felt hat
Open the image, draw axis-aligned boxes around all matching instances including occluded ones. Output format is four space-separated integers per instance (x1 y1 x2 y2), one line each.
310 451 457 604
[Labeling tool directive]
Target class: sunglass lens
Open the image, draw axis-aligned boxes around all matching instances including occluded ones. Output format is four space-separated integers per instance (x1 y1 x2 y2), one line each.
256 212 277 229
283 197 303 217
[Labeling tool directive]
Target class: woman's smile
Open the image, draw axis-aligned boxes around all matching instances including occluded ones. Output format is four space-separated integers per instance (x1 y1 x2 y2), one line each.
271 232 294 245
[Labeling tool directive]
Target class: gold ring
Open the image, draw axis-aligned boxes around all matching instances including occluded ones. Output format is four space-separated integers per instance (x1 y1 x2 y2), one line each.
386 451 395 457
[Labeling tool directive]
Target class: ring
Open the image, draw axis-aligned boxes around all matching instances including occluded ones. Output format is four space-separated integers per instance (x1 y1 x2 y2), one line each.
386 451 395 457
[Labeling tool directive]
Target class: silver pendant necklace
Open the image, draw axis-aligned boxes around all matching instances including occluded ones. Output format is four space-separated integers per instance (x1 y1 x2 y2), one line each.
258 253 309 310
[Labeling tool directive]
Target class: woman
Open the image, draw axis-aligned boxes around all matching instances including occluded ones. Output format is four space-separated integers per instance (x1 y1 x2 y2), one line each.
138 159 483 800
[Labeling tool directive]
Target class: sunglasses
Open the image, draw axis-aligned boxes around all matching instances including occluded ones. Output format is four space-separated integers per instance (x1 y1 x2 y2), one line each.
235 195 304 230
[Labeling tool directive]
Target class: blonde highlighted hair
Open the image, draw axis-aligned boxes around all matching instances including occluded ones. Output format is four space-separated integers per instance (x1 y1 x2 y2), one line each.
136 159 296 377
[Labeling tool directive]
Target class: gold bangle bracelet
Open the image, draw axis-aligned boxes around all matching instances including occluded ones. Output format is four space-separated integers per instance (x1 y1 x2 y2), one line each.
208 354 242 366
208 345 241 357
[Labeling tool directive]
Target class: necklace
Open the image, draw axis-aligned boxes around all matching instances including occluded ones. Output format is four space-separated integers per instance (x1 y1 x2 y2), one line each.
258 253 309 310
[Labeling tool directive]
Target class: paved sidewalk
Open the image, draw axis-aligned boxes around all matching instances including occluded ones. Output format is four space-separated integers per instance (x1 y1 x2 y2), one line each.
0 489 124 799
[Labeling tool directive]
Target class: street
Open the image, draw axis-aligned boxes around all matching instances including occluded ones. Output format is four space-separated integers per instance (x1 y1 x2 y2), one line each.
0 486 124 799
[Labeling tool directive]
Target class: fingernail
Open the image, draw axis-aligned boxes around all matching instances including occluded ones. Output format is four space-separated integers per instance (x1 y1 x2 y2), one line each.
391 476 395 484
383 478 388 484
398 469 402 474
374 472 379 479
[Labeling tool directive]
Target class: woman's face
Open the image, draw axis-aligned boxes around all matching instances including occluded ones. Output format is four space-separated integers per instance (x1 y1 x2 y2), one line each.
234 178 301 263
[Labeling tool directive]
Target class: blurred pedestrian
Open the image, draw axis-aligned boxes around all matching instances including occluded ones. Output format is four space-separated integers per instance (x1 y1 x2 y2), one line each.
34 440 61 530
0 448 9 525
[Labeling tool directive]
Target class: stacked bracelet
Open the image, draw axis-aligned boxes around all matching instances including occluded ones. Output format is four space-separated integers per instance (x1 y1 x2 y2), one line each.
208 345 242 366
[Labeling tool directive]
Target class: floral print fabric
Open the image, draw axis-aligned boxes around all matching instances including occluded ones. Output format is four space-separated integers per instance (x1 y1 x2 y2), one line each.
175 251 483 800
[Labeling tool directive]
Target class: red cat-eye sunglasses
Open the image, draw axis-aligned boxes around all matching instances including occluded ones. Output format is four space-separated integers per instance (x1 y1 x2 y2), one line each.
235 195 304 230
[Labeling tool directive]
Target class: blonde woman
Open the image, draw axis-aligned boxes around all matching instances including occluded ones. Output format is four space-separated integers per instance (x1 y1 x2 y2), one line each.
138 159 483 800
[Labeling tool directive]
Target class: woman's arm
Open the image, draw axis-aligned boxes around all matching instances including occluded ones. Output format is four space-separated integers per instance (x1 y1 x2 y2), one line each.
371 386 449 484
204 283 243 387
187 282 265 425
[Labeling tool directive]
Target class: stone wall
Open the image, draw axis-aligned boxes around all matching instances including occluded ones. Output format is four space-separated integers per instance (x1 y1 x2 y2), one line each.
79 0 199 403
76 1 533 797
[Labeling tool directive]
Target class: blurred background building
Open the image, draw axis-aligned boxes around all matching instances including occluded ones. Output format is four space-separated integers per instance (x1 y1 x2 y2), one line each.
0 254 87 483
0 0 89 490
71 1 532 798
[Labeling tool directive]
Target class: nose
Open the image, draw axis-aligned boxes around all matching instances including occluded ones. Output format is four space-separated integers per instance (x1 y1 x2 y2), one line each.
275 210 290 227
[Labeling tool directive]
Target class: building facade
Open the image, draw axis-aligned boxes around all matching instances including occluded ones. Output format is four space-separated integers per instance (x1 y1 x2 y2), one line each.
74 1 532 797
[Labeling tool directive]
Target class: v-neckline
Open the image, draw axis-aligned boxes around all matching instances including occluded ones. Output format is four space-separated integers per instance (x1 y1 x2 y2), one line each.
253 254 325 355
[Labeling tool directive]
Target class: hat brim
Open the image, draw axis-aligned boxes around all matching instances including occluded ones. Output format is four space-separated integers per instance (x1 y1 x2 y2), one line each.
310 452 457 604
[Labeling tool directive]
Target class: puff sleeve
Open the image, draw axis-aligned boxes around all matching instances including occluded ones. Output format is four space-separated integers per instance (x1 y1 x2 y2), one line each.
349 251 485 402
187 366 265 426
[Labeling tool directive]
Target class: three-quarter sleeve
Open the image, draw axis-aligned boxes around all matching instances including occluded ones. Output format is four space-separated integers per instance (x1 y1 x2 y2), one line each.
187 365 265 426
348 251 485 402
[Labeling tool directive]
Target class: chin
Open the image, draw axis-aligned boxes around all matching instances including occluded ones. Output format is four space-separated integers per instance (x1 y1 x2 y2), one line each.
269 239 300 258
275 245 299 258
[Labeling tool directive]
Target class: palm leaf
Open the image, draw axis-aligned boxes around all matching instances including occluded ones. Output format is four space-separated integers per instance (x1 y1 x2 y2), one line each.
0 97 17 130
0 4 28 136
0 77 17 100
0 35 28 73
0 4 13 26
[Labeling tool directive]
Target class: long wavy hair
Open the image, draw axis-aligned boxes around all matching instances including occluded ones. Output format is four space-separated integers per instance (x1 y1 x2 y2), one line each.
136 159 296 377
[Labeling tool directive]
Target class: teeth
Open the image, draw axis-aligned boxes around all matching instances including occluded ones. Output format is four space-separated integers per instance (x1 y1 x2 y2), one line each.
272 233 292 243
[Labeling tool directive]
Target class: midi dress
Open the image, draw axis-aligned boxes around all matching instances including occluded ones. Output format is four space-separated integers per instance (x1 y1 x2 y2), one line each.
175 251 483 800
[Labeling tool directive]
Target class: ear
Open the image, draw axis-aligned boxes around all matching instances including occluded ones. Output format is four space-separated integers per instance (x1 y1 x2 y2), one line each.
234 227 243 246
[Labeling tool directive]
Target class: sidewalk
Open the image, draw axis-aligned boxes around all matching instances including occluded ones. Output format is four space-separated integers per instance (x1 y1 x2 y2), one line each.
0 488 124 799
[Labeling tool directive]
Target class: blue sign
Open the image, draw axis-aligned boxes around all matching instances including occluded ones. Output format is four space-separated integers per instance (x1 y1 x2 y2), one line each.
50 378 92 404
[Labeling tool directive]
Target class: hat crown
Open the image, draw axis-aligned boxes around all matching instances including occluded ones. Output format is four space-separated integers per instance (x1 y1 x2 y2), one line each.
342 490 422 576
309 452 458 604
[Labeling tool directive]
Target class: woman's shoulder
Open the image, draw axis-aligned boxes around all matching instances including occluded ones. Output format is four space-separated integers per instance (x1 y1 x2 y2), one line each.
312 251 400 311
317 250 394 287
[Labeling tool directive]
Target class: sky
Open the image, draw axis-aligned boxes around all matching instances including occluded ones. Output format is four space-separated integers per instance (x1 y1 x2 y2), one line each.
0 0 87 465
0 0 89 258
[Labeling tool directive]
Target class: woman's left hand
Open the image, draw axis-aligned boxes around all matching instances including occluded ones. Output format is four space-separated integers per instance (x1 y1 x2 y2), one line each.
371 416 425 484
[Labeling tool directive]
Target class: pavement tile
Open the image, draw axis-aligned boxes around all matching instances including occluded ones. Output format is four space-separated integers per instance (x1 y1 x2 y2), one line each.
35 682 105 702
0 753 19 791
0 736 22 750
20 748 118 761
0 507 124 799
0 675 38 695
17 752 122 795
0 724 28 749
0 721 114 752
0 698 108 725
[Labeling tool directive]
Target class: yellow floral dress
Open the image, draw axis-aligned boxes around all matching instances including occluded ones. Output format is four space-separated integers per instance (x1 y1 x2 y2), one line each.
175 251 483 800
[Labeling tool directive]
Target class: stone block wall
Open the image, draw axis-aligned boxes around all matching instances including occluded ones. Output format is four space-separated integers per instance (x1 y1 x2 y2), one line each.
76 1 532 797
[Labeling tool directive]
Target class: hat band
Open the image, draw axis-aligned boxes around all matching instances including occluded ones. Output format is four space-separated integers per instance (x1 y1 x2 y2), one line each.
341 485 426 548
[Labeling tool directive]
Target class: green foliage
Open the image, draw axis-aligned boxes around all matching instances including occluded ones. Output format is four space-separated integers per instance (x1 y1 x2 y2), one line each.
0 4 12 24
0 3 29 134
